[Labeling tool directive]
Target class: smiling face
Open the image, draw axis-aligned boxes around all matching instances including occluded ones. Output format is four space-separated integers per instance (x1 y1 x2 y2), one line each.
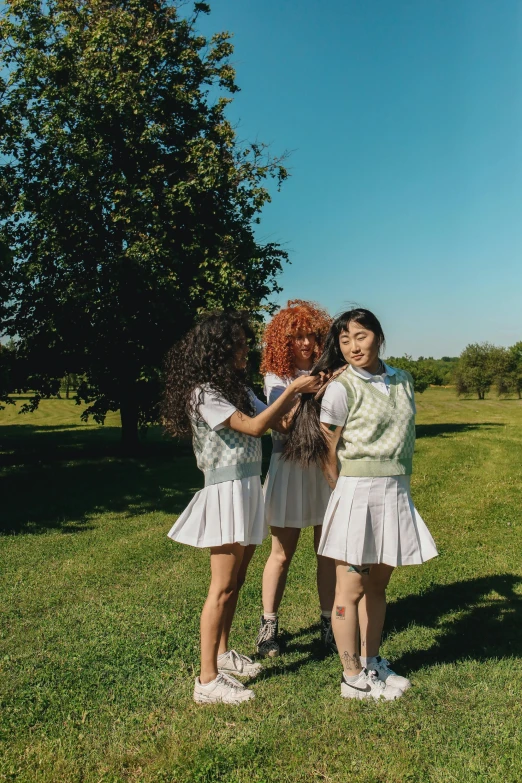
291 330 316 370
339 320 381 374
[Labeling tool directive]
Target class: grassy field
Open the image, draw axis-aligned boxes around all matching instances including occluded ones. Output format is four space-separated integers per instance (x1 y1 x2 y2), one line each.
1 388 522 783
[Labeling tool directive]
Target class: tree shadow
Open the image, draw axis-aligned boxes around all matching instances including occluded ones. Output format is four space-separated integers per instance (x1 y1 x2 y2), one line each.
0 423 274 536
385 574 522 672
259 575 522 679
0 424 199 535
416 422 504 439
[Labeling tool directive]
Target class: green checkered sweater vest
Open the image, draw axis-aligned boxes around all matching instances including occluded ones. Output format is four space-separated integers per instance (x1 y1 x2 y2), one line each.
192 410 262 487
335 367 416 477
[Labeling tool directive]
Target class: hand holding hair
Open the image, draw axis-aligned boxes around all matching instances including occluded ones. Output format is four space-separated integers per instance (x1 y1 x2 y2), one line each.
314 365 348 401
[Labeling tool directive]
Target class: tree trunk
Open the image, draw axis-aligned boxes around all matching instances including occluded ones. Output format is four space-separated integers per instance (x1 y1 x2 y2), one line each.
120 388 140 453
65 374 70 399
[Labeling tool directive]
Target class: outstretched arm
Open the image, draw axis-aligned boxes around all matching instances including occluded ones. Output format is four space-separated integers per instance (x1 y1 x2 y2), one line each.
225 375 322 437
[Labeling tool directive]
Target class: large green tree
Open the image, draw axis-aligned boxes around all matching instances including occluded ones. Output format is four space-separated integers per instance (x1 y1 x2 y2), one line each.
0 0 288 447
454 343 497 399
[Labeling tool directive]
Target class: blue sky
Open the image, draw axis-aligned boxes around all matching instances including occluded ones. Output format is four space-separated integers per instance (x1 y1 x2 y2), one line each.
198 0 522 358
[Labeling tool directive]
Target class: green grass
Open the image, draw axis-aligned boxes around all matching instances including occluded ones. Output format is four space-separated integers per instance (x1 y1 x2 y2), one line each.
1 389 522 783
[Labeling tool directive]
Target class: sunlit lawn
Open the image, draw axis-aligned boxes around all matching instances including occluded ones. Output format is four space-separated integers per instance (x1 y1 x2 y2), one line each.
1 388 522 782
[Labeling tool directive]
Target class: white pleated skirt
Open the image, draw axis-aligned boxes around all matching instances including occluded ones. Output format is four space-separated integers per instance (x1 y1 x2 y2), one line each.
167 476 268 548
317 475 438 567
263 453 331 529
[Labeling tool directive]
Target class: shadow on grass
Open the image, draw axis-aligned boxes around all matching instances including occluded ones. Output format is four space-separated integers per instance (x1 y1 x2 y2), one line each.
386 573 522 671
259 574 522 679
416 422 504 439
0 423 199 535
0 424 273 536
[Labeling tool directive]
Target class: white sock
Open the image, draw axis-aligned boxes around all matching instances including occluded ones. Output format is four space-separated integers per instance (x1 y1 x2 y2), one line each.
263 612 277 621
199 675 218 687
343 670 364 682
360 656 378 668
321 610 332 619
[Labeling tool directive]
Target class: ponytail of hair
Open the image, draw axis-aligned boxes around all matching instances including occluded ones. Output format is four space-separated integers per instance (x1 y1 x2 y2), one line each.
282 307 385 468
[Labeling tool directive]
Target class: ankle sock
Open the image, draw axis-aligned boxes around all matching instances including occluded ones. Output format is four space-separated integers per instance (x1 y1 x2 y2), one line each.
343 670 363 682
320 610 332 619
263 612 277 621
360 656 378 668
199 675 218 687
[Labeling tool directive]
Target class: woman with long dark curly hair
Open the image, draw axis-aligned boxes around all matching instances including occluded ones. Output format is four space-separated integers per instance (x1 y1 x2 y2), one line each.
162 311 320 705
284 308 438 701
255 300 336 658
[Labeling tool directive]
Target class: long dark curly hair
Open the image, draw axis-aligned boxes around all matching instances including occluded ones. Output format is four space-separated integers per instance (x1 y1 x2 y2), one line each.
162 311 256 437
283 308 385 467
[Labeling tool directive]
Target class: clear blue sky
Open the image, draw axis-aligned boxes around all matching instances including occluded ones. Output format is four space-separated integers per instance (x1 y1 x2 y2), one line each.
198 0 522 358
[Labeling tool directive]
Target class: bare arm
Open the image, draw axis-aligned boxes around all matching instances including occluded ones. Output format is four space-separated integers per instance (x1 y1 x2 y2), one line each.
320 422 342 490
225 375 322 437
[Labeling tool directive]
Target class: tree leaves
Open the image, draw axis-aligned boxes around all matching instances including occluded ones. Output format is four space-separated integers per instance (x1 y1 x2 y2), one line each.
1 0 289 445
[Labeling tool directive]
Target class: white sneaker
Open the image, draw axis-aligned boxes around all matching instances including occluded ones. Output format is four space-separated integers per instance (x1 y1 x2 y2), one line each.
217 649 263 678
341 669 403 701
193 673 255 705
371 657 411 691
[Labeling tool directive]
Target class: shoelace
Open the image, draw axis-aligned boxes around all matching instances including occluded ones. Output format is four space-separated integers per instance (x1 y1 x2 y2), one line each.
322 620 334 645
367 670 386 690
218 672 245 691
257 619 277 644
227 649 254 670
377 658 395 674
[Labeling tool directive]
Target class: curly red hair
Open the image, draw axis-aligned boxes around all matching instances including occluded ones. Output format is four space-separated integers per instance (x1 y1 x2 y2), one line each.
261 300 332 379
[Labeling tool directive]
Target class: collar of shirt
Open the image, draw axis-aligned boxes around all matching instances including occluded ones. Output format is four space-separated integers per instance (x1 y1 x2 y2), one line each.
349 362 395 383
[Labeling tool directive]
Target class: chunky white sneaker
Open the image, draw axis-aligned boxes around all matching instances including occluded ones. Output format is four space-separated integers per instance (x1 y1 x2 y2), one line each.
217 649 263 678
256 616 280 658
320 615 337 654
341 669 403 701
193 673 255 705
370 657 411 691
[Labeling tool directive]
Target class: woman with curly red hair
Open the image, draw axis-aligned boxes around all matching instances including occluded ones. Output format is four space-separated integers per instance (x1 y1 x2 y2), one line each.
256 300 337 657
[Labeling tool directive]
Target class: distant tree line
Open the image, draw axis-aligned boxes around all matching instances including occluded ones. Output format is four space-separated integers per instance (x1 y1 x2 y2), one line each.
387 342 522 399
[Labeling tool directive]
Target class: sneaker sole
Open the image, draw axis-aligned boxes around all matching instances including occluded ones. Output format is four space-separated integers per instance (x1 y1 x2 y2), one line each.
257 647 280 658
193 692 255 705
341 685 402 702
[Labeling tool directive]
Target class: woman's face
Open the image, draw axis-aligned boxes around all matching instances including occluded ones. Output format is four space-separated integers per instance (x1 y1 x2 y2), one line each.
339 321 380 373
292 330 316 369
233 330 249 370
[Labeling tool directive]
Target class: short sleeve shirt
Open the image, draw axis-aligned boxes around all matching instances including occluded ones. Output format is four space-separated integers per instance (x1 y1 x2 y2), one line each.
263 370 310 405
193 386 266 431
319 363 397 427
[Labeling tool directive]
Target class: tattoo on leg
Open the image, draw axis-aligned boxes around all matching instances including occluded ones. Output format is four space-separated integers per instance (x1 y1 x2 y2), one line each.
335 605 346 620
342 650 361 670
361 639 366 647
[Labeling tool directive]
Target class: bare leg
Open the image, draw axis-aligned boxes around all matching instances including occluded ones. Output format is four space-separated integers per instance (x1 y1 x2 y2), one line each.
313 525 336 613
200 543 245 684
261 527 301 614
218 544 256 655
358 563 394 657
331 561 366 676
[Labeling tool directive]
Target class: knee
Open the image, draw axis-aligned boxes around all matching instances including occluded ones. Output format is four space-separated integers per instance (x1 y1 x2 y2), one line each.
364 578 389 599
335 582 365 606
210 581 237 606
271 547 295 569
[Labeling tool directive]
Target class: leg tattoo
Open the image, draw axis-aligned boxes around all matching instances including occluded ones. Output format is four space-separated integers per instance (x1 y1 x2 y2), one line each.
335 605 346 620
342 650 361 670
